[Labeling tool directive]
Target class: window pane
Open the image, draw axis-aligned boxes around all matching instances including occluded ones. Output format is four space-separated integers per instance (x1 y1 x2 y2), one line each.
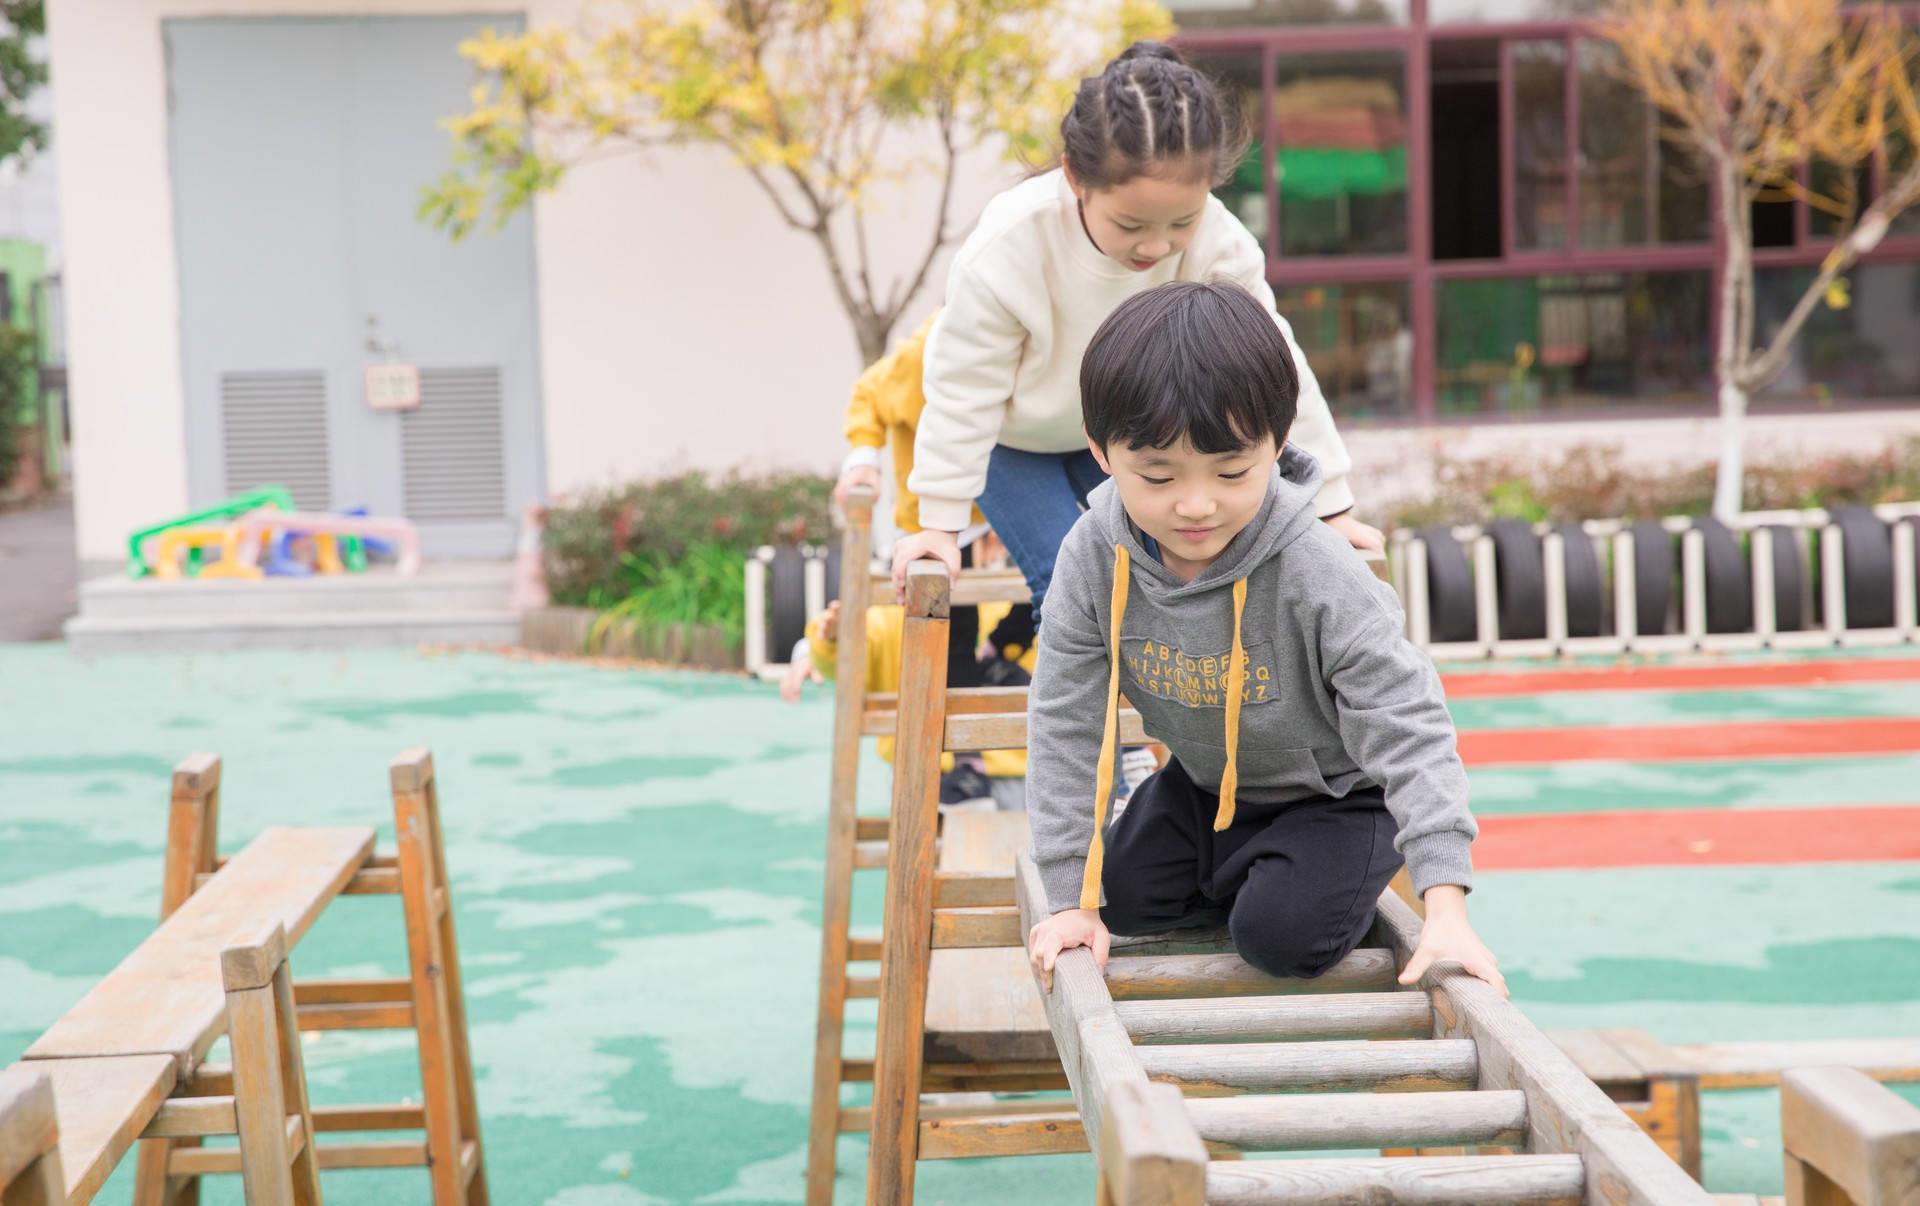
1273 53 1408 256
1272 281 1412 420
1755 264 1920 401
1891 130 1920 238
1513 41 1567 251
1191 51 1269 248
1653 114 1710 244
1163 0 1408 27
1809 159 1871 239
1573 43 1710 247
1430 0 1607 21
1436 272 1713 415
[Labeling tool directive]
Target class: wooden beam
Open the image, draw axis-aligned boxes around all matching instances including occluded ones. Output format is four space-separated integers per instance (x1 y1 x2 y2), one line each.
1117 993 1432 1045
930 909 1021 950
1099 1080 1206 1206
917 1111 1087 1160
943 709 1149 753
1138 1039 1478 1096
931 872 1015 910
1674 1039 1920 1090
1368 890 1715 1204
1104 950 1401 1001
1780 1065 1920 1206
1203 1154 1585 1204
1183 1089 1528 1151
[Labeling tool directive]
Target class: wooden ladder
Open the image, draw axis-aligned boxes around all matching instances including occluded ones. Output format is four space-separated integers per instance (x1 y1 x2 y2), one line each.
804 489 1061 1204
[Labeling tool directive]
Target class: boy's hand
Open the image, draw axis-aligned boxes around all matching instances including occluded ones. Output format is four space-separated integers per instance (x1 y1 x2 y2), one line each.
835 464 883 508
777 656 821 703
817 599 843 644
890 529 962 602
1398 885 1507 997
1325 511 1386 554
1027 907 1110 993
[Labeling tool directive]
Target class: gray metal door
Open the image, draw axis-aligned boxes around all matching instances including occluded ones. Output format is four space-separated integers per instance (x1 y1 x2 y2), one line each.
168 15 543 558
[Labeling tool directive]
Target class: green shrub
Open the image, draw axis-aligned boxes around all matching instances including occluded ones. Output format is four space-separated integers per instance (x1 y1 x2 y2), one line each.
0 326 34 489
542 469 833 645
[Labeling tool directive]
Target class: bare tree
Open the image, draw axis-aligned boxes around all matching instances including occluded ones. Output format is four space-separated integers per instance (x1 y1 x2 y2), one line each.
1602 0 1920 517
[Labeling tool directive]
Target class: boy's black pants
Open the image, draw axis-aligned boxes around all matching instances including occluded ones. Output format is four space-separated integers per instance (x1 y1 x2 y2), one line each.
1100 758 1404 979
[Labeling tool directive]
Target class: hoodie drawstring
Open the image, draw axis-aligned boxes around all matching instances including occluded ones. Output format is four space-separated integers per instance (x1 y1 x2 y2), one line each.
1079 544 1131 911
1216 576 1248 830
1081 545 1252 909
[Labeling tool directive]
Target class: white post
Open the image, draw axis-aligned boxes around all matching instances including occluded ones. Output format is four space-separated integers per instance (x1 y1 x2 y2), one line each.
1681 529 1707 647
1407 537 1431 647
1613 530 1638 649
1822 525 1847 644
1473 535 1499 658
803 551 827 626
1752 527 1777 646
1895 520 1917 641
1543 532 1568 650
744 549 772 676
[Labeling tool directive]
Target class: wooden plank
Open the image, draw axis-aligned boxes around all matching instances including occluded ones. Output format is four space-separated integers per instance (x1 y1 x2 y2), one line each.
1013 853 1143 1154
341 864 402 895
1117 993 1432 1045
944 709 1148 752
312 1104 426 1132
1367 889 1716 1205
1203 1154 1585 1204
141 1096 236 1138
23 1053 176 1202
1781 1065 1920 1206
931 872 1014 910
295 1002 414 1031
853 841 889 869
170 1140 430 1174
840 1095 1079 1134
1184 1090 1528 1150
839 1060 1066 1092
865 561 952 1206
869 568 1030 607
864 685 1029 715
291 978 411 1006
1138 1039 1479 1096
1099 1080 1205 1206
925 811 1055 1065
848 933 883 963
1548 1028 1646 1087
930 909 1020 949
846 976 879 1000
1673 1039 1920 1089
0 1063 60 1192
806 489 877 1206
1104 950 1401 1001
916 1111 1088 1159
26 827 375 1074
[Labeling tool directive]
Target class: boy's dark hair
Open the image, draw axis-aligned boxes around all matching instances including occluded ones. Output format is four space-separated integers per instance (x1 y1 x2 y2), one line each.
1081 281 1299 455
1061 41 1251 190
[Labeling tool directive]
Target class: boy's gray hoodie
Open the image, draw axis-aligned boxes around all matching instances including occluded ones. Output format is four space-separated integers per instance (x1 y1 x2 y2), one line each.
1030 445 1476 915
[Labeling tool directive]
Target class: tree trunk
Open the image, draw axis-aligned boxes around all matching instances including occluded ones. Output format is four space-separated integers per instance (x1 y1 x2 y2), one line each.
853 313 893 367
1712 379 1748 519
1712 156 1751 522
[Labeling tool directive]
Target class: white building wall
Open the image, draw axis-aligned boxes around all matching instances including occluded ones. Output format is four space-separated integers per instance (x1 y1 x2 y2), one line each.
48 0 1008 563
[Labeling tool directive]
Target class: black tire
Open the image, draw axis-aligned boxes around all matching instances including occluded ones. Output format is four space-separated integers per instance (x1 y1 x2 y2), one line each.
1631 520 1675 636
1765 524 1806 632
1832 505 1894 629
768 543 809 664
1419 526 1478 643
1694 517 1753 634
1556 523 1606 638
1489 519 1547 640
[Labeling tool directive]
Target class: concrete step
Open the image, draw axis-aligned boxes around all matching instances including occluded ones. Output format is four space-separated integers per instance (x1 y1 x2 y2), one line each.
64 608 522 654
77 563 513 620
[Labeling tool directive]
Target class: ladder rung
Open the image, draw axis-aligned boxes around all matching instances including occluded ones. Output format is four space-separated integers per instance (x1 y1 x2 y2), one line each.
1184 1089 1528 1151
1139 1039 1477 1095
1203 1154 1584 1204
848 932 882 962
853 841 889 869
1117 992 1432 1044
1105 949 1401 1001
855 816 889 841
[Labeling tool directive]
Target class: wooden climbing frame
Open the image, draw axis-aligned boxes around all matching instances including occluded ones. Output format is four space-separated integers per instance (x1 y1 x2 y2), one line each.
128 750 487 1205
804 489 1067 1204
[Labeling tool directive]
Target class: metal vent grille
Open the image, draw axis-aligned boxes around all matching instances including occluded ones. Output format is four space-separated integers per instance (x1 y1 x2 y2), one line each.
220 370 331 510
401 367 508 521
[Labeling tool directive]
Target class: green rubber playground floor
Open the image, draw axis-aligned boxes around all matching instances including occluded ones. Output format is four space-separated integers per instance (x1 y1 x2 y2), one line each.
2 642 1917 1203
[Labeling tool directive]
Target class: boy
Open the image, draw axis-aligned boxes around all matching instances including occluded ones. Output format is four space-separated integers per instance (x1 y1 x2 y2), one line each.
1024 281 1503 995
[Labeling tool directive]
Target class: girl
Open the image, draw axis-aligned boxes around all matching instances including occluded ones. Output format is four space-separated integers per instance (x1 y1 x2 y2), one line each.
886 41 1382 613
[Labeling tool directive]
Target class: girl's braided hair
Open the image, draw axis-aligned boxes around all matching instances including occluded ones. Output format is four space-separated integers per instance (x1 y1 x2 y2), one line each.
1060 41 1251 191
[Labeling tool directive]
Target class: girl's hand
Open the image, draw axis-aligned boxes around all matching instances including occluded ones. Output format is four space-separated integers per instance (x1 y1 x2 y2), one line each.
1399 886 1507 997
778 656 821 703
1027 907 1111 993
1325 511 1387 554
816 600 843 644
890 529 963 602
835 464 883 508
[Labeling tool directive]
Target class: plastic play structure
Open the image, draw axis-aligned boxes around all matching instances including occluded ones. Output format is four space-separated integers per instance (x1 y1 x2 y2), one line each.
128 487 419 581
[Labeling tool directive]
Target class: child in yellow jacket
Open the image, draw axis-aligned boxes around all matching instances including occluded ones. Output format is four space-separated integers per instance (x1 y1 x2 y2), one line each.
805 598 1035 808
